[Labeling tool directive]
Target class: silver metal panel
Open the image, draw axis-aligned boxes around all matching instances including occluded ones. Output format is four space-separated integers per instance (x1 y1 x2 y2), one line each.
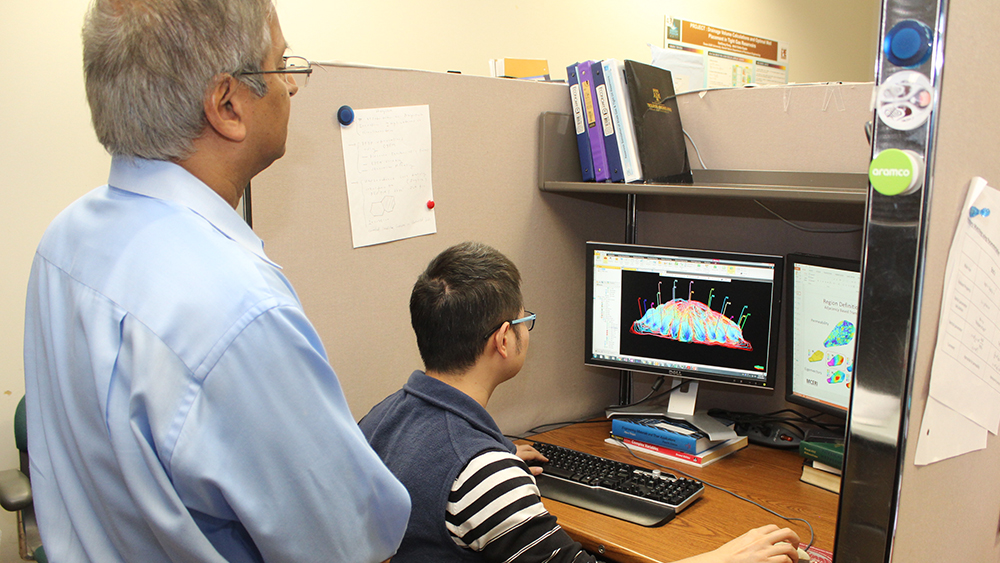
835 0 946 561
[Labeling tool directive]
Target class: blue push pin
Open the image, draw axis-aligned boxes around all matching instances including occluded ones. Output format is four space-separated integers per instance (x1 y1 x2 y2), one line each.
337 105 354 126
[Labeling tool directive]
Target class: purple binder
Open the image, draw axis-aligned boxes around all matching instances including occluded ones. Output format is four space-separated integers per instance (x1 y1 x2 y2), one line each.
577 61 610 182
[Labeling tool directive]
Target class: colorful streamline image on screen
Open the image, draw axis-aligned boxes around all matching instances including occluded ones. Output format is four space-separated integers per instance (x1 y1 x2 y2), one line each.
585 242 783 389
785 254 861 417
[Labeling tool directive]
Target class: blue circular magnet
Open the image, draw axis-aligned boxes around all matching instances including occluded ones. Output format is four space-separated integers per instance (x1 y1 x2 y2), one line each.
884 20 933 68
337 105 355 126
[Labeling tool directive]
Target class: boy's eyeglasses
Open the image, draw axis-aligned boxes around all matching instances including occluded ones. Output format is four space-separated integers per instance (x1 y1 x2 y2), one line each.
483 311 536 340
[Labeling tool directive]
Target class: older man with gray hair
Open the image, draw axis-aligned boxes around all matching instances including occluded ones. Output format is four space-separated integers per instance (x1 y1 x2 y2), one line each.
22 1 410 561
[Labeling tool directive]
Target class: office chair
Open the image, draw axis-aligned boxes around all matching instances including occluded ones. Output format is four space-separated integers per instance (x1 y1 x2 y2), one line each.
0 396 46 562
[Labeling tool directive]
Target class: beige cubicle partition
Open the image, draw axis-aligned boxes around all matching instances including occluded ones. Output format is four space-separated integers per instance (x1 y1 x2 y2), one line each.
250 64 624 435
252 63 882 435
246 41 1000 558
888 0 1000 558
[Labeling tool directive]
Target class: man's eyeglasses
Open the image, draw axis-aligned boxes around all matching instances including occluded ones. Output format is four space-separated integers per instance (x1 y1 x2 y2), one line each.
237 56 312 87
483 311 536 340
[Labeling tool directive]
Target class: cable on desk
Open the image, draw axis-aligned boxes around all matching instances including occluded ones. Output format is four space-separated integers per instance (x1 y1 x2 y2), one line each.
612 437 816 552
707 407 845 438
632 376 667 405
507 418 610 441
605 377 687 411
517 378 696 440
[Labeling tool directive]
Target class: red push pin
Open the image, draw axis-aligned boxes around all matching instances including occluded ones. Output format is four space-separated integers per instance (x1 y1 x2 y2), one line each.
426 200 435 209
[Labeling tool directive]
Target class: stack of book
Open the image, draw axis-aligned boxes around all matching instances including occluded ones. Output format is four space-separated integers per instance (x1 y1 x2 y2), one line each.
798 439 844 493
605 416 748 468
489 58 551 81
565 59 693 185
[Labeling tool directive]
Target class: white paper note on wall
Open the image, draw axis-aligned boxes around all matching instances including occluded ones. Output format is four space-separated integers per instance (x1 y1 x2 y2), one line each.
916 176 1000 465
341 105 436 248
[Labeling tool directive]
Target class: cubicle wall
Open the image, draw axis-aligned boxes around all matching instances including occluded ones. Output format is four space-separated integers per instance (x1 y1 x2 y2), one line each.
251 64 874 435
888 0 1000 559
251 64 624 435
249 52 1000 559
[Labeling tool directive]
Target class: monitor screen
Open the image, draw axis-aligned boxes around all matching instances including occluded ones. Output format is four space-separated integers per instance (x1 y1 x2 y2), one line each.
585 242 784 389
785 253 861 417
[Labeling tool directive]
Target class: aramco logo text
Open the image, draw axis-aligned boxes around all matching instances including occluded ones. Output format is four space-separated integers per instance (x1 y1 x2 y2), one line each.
870 168 911 177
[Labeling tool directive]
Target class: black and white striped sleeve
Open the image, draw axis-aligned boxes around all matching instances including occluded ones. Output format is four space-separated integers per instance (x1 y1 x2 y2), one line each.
446 450 598 563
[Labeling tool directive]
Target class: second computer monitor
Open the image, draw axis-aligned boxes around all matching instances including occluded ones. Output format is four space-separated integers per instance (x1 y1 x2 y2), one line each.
785 253 861 417
586 242 784 390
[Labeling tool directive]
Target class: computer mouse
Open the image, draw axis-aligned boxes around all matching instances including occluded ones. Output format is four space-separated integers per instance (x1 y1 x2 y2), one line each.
777 542 810 563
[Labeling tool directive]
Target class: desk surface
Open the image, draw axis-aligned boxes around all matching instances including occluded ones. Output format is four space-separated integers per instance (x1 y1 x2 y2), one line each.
520 420 838 563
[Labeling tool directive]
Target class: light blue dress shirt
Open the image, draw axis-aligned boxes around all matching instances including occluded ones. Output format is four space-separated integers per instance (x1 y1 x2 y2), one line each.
23 157 410 563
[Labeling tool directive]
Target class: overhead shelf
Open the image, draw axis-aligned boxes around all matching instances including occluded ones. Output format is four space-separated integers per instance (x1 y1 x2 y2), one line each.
542 169 869 203
538 112 870 204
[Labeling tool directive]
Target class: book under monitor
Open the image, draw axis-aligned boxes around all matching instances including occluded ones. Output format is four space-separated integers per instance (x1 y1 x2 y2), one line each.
800 461 842 493
606 434 748 468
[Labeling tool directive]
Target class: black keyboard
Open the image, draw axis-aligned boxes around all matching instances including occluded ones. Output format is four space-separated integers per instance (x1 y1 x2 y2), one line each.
531 442 703 527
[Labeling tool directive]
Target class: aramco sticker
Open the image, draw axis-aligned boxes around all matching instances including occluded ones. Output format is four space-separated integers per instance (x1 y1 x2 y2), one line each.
869 149 923 196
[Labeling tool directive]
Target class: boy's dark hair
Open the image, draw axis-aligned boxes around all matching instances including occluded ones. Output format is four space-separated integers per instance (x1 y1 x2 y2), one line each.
410 242 523 374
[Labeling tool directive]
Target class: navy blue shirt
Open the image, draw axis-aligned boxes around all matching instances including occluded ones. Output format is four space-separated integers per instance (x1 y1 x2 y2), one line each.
360 371 596 563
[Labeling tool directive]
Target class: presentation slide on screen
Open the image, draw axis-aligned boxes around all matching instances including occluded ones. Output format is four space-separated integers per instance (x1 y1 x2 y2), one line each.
790 264 860 409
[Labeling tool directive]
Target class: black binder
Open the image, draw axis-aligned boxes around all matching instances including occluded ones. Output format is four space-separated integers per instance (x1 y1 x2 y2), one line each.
623 60 693 184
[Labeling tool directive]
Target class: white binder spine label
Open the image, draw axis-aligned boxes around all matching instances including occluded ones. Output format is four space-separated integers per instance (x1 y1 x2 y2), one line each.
596 84 614 137
570 84 586 135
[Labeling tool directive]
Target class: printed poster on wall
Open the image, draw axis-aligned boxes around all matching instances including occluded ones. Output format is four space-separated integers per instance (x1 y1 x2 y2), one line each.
652 17 789 94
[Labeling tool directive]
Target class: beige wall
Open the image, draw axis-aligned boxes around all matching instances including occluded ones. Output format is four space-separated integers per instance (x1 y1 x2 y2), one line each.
285 0 880 84
892 0 1000 559
0 0 878 559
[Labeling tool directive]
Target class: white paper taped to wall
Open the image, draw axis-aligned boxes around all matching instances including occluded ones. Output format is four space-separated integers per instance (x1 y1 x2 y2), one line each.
340 105 436 248
916 176 1000 465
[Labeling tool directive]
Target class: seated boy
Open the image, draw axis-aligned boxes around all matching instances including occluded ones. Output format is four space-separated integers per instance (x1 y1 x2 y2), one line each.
360 241 802 563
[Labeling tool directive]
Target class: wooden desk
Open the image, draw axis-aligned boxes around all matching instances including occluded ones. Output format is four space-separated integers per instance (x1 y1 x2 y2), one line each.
520 421 838 563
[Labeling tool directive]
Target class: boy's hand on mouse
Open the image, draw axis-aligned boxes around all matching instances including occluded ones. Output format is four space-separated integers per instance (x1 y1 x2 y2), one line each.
702 524 801 563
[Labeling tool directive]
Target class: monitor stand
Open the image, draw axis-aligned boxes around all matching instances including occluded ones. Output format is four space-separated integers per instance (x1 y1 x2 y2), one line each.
604 379 738 442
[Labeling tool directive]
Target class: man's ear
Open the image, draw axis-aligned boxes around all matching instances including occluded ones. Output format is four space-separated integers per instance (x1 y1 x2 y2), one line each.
491 323 512 359
203 74 248 142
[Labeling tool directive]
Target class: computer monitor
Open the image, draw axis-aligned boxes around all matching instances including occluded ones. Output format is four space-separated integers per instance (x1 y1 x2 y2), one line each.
586 242 784 428
784 253 861 418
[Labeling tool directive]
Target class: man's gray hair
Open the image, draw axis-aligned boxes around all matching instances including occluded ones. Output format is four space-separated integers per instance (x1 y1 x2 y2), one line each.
83 0 274 160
